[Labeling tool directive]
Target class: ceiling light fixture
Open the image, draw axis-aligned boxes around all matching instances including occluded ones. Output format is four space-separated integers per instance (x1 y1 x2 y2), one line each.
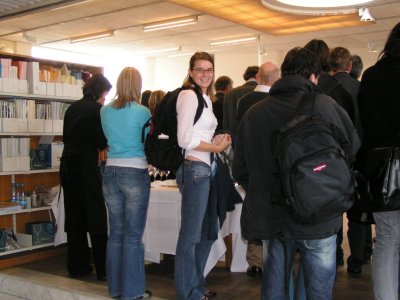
210 35 260 47
359 8 375 21
70 30 114 43
138 46 182 56
261 0 373 15
143 16 198 32
52 0 95 11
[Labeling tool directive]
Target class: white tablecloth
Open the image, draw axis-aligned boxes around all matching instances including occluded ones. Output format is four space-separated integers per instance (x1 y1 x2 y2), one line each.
143 186 248 276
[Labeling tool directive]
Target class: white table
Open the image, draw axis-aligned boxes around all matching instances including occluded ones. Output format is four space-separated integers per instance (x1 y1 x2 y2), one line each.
143 185 248 276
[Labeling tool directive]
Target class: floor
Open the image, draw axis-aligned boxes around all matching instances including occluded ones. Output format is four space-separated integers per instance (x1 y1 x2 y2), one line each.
0 223 375 300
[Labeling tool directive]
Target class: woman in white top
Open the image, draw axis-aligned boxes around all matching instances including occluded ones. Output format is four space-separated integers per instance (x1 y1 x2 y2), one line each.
174 52 231 300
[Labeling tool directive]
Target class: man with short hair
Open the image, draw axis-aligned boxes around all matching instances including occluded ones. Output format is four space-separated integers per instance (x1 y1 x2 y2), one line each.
233 47 360 299
235 61 280 279
213 75 233 132
349 54 364 80
236 62 280 123
223 66 259 136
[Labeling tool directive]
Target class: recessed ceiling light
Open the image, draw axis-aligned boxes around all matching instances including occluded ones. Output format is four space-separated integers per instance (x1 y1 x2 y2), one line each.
261 0 374 15
276 0 373 7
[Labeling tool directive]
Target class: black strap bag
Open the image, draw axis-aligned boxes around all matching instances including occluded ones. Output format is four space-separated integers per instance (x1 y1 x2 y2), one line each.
355 147 400 212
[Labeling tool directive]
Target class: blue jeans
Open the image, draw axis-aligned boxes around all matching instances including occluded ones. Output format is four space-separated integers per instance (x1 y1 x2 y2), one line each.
372 211 400 300
262 236 336 300
102 166 150 300
262 241 306 300
175 160 214 300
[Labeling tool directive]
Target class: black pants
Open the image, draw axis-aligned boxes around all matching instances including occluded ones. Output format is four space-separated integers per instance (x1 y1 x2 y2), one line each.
61 157 108 278
66 231 107 277
347 221 373 267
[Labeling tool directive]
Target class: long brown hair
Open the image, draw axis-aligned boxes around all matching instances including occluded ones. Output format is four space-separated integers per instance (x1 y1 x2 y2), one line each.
113 67 142 109
182 52 215 100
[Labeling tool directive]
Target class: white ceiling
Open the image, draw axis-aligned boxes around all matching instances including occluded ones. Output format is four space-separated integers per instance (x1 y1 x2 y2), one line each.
0 0 399 57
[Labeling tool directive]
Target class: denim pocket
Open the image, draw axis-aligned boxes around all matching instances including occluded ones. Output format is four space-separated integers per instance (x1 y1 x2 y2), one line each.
192 164 211 179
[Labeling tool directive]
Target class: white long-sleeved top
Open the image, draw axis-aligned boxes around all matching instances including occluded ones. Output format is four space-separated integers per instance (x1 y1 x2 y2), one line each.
176 89 217 166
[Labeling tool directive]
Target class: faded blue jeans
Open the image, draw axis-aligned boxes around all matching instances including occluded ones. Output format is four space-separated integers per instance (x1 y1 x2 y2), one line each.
372 210 400 300
262 241 306 300
174 160 214 300
102 166 150 300
262 235 337 300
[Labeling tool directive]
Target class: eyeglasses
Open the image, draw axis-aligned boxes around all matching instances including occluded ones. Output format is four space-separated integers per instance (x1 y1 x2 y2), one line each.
193 68 214 74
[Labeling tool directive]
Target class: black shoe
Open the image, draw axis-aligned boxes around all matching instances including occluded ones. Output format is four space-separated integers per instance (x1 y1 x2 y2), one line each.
347 265 362 278
69 265 93 278
246 266 262 278
204 289 217 298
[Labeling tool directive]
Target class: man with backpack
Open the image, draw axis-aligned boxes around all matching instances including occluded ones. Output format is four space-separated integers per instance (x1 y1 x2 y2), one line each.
233 47 360 299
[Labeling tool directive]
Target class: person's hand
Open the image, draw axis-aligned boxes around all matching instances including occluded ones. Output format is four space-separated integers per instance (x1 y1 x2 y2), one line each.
213 133 231 153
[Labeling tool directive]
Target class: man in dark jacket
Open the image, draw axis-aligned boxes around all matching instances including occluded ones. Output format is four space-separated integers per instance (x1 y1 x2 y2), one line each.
233 47 360 299
213 75 233 132
223 66 259 136
235 61 280 279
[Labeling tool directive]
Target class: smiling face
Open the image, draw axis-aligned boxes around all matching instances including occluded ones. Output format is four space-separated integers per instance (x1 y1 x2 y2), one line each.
188 59 214 94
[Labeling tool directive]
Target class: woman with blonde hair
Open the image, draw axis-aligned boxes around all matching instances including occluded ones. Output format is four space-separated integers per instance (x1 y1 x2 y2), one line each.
100 67 152 300
148 90 166 115
174 52 231 300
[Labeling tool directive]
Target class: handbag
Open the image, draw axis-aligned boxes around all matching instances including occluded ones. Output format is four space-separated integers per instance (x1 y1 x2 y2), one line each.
355 147 400 212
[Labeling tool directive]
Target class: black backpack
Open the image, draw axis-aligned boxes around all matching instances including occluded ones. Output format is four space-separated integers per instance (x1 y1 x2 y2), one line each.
144 86 207 172
272 93 355 225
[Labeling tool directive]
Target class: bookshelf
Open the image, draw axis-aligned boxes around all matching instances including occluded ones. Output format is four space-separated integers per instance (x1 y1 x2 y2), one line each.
0 51 103 262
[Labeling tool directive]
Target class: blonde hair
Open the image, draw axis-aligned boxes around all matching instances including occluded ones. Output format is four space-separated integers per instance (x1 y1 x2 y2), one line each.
148 90 166 114
113 67 142 109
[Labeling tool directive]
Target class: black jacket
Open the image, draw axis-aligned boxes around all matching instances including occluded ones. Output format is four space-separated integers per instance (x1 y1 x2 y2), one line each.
236 90 268 124
318 73 355 123
233 76 360 240
333 72 363 137
61 97 108 234
358 57 400 149
223 80 257 135
212 92 225 132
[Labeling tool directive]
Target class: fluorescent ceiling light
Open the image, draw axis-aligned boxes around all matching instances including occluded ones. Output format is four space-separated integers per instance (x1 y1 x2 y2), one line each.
167 52 194 58
143 16 198 32
210 35 260 47
52 0 94 11
70 30 114 43
138 46 182 55
276 0 373 7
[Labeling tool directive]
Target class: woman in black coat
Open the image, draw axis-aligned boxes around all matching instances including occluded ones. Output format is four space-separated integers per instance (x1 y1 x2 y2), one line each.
358 22 400 299
60 74 112 280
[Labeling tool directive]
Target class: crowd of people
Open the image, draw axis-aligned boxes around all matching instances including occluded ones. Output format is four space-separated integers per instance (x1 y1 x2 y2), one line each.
59 21 400 300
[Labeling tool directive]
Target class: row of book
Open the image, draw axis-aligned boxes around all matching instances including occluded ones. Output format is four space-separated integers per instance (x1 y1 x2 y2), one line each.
0 138 30 157
0 59 88 86
0 100 69 120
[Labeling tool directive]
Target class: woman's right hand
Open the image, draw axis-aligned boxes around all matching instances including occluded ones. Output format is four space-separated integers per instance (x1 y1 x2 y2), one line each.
213 134 232 153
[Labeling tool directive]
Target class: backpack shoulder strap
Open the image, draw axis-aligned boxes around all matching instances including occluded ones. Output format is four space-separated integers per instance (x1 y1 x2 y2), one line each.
141 116 152 143
192 88 207 125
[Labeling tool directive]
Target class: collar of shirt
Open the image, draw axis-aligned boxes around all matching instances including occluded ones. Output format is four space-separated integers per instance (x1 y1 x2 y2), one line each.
254 84 271 93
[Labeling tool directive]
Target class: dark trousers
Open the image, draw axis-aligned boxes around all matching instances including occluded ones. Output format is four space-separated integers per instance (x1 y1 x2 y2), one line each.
61 158 108 278
347 221 373 267
336 226 344 263
67 231 107 277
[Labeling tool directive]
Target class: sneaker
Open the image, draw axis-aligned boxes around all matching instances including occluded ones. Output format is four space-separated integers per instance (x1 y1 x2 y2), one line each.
204 289 217 298
137 290 152 299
